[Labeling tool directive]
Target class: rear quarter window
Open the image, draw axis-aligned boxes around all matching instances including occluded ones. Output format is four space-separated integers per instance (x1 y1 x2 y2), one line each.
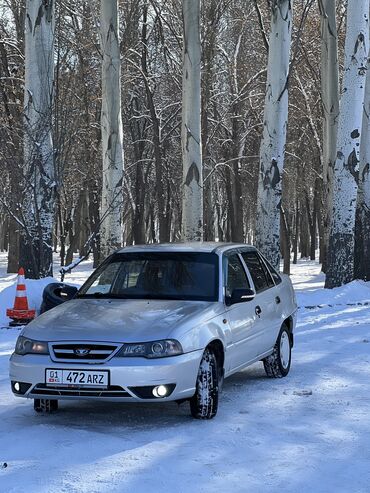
259 254 282 285
241 252 274 292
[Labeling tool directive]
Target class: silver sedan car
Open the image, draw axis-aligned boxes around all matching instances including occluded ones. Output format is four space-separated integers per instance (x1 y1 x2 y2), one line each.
9 242 297 419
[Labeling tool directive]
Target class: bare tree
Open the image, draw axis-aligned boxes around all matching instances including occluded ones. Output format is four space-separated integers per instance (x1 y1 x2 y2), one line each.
21 0 55 278
255 0 293 269
181 0 203 241
100 0 124 258
326 0 369 288
319 0 339 272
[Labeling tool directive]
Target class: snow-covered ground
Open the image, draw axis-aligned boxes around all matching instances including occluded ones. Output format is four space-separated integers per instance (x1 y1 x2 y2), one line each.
1 253 370 493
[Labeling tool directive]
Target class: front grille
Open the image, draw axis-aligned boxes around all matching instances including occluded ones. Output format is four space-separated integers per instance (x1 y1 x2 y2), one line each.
30 384 131 398
51 343 119 362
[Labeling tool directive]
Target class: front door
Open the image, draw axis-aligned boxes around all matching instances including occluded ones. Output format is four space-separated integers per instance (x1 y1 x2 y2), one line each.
224 253 259 370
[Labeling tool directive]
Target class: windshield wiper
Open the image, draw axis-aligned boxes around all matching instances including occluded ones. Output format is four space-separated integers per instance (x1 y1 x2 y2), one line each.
76 292 126 299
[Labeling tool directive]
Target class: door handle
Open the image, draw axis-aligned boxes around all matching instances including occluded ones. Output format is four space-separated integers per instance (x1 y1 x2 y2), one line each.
275 296 281 304
255 305 262 317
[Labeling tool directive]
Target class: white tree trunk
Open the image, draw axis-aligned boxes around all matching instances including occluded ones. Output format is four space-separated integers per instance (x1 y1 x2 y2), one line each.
22 0 55 278
100 0 124 258
355 49 370 280
319 0 339 271
255 0 293 270
326 0 369 288
181 0 203 241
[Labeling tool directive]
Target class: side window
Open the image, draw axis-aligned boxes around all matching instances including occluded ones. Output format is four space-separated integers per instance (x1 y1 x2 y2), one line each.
89 262 121 294
241 252 273 293
225 254 250 297
260 255 282 285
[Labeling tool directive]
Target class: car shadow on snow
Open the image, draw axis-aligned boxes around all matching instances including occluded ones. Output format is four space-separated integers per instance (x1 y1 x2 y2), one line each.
4 362 271 433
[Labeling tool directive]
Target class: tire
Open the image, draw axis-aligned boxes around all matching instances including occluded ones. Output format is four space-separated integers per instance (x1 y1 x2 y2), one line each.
34 399 59 413
190 348 219 419
263 325 292 378
40 283 77 313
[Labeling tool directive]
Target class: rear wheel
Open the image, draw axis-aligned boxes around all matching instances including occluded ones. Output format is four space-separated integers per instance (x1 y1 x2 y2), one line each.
190 348 219 419
263 325 292 378
34 399 59 413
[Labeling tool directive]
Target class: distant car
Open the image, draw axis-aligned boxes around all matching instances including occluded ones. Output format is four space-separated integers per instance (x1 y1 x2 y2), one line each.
9 242 297 419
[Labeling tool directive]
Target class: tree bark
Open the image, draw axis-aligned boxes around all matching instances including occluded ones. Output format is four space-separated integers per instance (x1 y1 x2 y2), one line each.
326 0 369 288
100 0 124 259
292 199 299 264
255 0 293 270
202 0 219 242
21 0 55 279
7 217 19 273
181 0 203 241
355 46 370 280
281 207 291 275
319 0 339 272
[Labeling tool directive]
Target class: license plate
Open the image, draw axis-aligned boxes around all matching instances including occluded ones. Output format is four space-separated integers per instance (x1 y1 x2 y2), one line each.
46 369 109 387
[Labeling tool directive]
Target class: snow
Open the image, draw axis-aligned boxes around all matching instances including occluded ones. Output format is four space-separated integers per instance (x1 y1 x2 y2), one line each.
1 253 370 492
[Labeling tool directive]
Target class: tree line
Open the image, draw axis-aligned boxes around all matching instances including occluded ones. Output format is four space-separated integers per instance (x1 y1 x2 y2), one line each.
1 0 368 290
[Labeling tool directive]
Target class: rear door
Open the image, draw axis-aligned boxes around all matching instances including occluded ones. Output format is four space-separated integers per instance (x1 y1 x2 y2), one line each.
240 251 281 354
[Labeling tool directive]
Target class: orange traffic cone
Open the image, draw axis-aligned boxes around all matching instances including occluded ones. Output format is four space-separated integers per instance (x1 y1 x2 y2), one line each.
6 268 36 326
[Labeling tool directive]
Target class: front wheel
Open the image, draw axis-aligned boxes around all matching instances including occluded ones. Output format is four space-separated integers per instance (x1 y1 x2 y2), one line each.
190 348 219 419
263 325 292 378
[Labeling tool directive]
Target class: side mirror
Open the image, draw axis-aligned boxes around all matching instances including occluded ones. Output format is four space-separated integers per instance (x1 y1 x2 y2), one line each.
227 288 256 306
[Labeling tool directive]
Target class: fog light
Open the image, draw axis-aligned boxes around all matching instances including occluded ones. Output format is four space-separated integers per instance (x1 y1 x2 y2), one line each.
152 385 168 398
14 382 20 392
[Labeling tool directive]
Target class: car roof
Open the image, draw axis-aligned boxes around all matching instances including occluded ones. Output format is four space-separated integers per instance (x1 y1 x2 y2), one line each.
116 242 257 255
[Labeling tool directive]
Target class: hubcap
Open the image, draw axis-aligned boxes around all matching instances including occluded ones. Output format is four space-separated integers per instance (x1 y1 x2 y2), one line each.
280 331 290 369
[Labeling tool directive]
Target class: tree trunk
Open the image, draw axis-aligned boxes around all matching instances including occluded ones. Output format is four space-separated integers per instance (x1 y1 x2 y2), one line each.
293 200 299 264
100 0 124 259
202 0 219 242
181 0 203 241
319 0 340 272
7 217 19 273
255 0 293 270
140 3 169 243
281 208 291 275
355 47 370 280
21 0 55 279
132 162 146 245
326 1 369 288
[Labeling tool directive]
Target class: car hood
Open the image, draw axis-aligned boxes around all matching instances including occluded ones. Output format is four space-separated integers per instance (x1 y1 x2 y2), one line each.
22 298 225 343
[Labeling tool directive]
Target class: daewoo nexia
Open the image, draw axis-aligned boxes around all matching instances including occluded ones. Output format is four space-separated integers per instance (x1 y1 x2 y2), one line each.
10 243 297 419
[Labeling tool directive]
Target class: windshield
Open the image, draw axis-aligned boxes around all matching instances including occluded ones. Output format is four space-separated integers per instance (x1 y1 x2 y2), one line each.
78 252 219 302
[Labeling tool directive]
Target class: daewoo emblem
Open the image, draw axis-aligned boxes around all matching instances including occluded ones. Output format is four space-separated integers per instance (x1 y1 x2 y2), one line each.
74 348 90 356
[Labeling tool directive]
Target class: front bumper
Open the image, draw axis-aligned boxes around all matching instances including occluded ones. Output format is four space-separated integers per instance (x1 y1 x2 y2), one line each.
9 350 203 402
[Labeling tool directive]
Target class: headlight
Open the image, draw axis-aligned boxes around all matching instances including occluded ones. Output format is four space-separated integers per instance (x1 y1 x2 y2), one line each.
116 339 183 359
14 336 49 356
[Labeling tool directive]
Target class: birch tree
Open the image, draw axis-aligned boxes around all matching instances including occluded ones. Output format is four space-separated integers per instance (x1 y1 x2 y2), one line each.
255 0 293 269
100 0 124 258
21 0 55 278
181 0 203 241
319 0 339 272
326 0 369 288
355 53 370 281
